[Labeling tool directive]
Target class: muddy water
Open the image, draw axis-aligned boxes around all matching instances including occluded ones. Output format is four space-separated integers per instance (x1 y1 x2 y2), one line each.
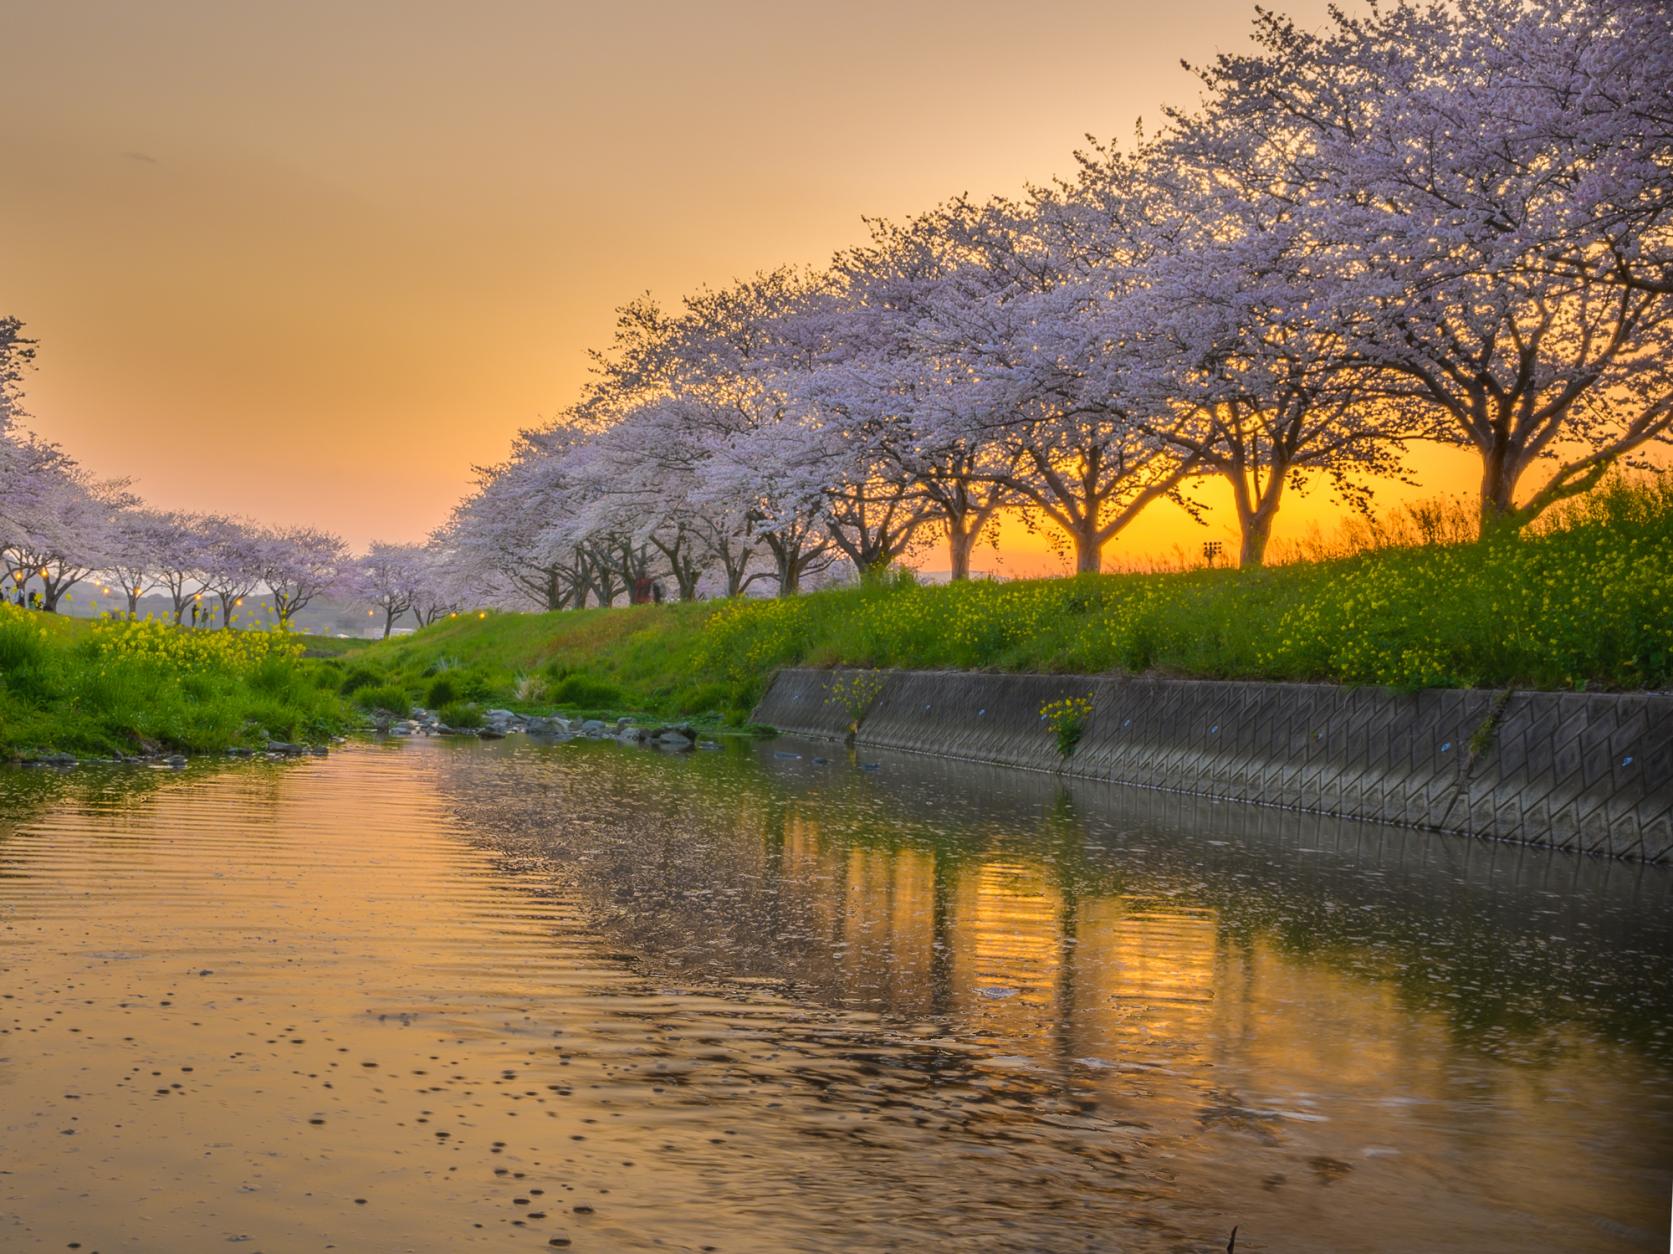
1 739 1669 1252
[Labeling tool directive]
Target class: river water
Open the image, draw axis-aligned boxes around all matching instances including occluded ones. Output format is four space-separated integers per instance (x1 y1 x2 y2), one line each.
1 737 1669 1252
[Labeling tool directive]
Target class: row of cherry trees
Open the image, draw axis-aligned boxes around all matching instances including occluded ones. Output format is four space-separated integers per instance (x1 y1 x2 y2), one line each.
442 0 1672 607
1 320 461 632
5 0 1671 620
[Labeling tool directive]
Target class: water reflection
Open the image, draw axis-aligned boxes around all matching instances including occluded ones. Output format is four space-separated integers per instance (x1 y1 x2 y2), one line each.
1 740 1668 1252
440 736 1673 1250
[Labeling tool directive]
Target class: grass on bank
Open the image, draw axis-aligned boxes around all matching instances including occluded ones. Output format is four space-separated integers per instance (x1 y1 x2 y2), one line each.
3 478 1666 757
0 610 351 759
333 476 1673 728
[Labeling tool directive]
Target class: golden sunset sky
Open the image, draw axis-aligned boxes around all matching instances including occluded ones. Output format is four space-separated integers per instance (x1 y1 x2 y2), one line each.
0 0 1480 573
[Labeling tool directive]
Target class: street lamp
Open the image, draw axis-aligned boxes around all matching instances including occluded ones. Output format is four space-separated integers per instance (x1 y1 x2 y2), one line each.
1203 540 1225 568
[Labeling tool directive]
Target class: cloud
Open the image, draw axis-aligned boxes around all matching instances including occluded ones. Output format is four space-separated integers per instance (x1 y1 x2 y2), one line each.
120 150 159 165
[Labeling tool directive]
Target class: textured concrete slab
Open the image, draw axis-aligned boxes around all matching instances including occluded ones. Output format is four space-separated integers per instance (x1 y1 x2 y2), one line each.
755 668 1673 861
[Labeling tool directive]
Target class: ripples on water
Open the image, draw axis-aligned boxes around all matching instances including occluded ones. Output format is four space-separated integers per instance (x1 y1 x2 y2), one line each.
1 738 1669 1252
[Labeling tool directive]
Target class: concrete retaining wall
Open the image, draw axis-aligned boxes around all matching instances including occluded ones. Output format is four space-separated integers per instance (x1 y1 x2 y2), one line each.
754 669 1673 861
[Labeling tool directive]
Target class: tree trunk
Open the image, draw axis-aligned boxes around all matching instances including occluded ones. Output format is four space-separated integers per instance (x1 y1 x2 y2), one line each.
1478 446 1520 535
1238 512 1276 567
947 523 976 581
1236 478 1285 568
1072 524 1102 576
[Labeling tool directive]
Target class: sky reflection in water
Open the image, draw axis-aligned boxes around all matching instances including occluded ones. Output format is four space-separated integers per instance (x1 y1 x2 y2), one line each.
0 738 1668 1252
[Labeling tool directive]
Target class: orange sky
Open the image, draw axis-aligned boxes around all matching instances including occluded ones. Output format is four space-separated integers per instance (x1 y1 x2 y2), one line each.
0 0 1479 574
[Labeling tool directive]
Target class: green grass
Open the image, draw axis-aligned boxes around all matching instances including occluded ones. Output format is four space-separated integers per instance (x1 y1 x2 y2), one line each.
0 612 354 760
5 478 1665 756
297 635 375 658
344 477 1673 726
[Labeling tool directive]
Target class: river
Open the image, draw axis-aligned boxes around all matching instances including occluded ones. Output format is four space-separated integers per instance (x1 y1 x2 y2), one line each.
1 737 1669 1252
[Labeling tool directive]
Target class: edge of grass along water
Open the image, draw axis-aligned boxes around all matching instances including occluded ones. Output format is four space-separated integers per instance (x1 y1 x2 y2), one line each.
334 478 1673 729
0 609 352 760
3 478 1669 760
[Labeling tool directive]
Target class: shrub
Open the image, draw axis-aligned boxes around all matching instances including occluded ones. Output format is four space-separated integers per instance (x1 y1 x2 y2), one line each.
339 668 381 695
437 700 483 728
550 673 624 709
354 684 412 717
426 675 459 708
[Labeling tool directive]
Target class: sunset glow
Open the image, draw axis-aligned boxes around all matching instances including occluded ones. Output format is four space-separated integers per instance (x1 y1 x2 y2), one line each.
0 0 1452 569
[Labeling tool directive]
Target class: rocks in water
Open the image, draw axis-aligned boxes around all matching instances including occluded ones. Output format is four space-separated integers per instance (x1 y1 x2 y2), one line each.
580 719 608 737
655 731 694 751
483 708 528 735
20 752 78 769
477 728 507 740
10 741 330 772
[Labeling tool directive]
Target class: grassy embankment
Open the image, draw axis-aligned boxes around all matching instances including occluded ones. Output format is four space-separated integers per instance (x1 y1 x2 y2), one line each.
2 479 1666 760
0 610 352 759
330 478 1673 729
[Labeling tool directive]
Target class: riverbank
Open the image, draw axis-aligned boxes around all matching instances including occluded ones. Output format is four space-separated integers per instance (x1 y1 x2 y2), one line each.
334 478 1673 728
757 667 1673 861
0 608 351 760
5 479 1669 761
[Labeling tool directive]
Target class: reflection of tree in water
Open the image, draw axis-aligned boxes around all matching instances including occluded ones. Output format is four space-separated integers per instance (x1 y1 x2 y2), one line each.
434 737 1673 1070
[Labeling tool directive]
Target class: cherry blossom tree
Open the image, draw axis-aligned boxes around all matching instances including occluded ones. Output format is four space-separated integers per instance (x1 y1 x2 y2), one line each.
809 210 1021 579
2 451 131 611
0 315 33 435
911 179 1203 574
360 542 427 637
410 538 467 625
261 525 349 626
194 516 266 628
449 423 600 610
581 274 837 596
105 507 178 617
1185 0 1673 530
1138 126 1410 565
